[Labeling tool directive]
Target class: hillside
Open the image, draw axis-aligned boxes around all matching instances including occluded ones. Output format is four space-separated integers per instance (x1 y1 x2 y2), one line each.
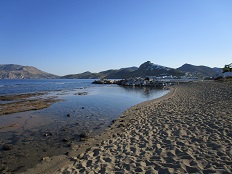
62 67 138 79
177 64 220 78
129 61 184 77
62 61 185 79
63 61 221 79
0 64 59 79
1 62 221 80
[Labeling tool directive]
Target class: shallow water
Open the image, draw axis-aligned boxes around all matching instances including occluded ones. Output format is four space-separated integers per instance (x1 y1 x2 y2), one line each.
0 79 169 172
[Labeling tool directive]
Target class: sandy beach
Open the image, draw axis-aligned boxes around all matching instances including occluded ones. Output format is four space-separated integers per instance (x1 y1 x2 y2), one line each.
22 81 232 174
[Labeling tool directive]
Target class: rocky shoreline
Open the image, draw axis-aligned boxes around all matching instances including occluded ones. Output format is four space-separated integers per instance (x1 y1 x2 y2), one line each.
20 81 232 174
92 78 172 88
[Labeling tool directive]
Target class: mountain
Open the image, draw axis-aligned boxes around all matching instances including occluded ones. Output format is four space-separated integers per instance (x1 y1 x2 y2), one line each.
177 64 221 78
62 61 184 79
128 61 184 77
61 67 138 79
2 62 220 80
0 64 59 79
105 67 138 79
61 71 101 79
213 67 222 74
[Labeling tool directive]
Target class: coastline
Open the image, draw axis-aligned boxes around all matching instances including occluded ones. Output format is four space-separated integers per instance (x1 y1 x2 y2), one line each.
23 81 231 173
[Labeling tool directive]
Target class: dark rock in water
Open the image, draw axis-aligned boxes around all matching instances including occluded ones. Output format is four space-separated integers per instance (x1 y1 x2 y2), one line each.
80 132 89 139
43 132 53 137
63 128 68 131
111 119 116 124
2 144 13 151
62 138 68 142
67 114 70 117
81 107 85 109
75 92 88 96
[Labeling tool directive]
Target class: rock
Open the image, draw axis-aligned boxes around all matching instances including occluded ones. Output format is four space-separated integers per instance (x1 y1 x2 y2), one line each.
2 144 13 151
75 92 88 96
80 131 89 139
43 132 52 136
62 138 68 142
81 107 85 109
42 157 51 162
67 114 70 117
111 119 116 124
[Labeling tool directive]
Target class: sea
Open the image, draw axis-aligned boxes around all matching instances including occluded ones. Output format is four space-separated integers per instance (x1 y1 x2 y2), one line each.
0 79 169 172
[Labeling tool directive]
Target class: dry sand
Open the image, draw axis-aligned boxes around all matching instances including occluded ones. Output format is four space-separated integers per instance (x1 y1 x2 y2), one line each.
23 81 232 174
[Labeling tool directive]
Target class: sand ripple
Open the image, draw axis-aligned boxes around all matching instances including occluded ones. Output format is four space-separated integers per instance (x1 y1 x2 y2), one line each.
57 81 232 174
23 81 232 174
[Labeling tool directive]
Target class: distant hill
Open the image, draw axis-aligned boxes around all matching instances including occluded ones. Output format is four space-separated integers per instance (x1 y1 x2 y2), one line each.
213 67 222 74
1 62 221 80
62 61 185 79
61 67 138 79
0 64 59 79
177 64 221 78
128 61 184 78
105 67 138 79
61 71 101 79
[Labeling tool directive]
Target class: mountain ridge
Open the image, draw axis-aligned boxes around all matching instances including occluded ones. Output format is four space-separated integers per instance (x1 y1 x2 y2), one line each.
0 62 221 79
0 64 59 79
177 63 222 78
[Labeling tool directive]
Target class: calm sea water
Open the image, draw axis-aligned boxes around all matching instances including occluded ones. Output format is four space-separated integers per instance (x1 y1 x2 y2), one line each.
0 78 170 136
0 79 169 172
0 79 169 134
0 79 95 95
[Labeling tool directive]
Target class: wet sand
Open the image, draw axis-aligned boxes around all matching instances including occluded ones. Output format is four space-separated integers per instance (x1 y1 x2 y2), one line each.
22 81 232 174
0 92 61 116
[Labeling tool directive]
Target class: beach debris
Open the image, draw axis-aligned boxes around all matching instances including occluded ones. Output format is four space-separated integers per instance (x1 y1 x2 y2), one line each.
2 144 13 151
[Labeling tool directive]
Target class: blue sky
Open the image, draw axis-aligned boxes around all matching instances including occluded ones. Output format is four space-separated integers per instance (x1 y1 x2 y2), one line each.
0 0 231 75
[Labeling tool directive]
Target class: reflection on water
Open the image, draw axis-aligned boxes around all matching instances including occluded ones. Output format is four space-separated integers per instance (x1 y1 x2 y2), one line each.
0 84 169 142
119 86 164 99
0 84 169 173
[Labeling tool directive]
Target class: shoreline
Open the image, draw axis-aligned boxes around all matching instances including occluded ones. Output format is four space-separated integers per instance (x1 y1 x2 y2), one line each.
0 85 169 173
21 86 175 174
15 81 232 173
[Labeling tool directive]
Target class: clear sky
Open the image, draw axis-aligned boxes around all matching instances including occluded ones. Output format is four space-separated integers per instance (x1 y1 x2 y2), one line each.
0 0 231 75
